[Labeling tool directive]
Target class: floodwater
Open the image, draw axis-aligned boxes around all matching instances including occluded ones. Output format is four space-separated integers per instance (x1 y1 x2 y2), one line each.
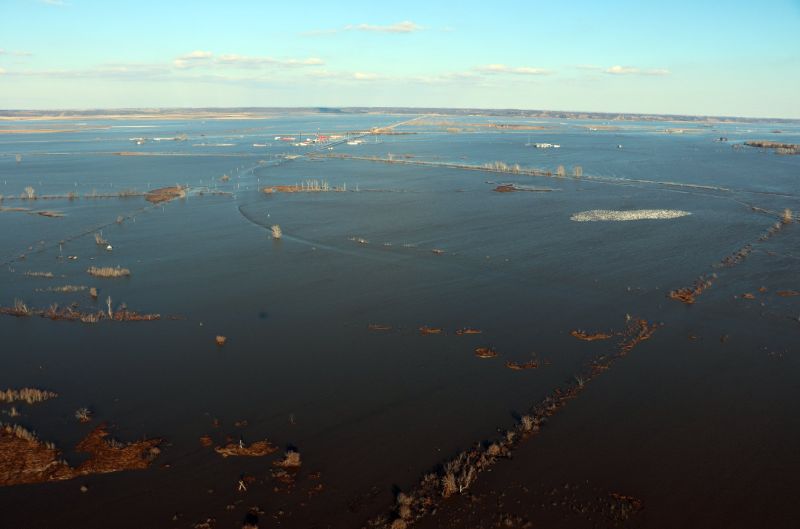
1 112 799 528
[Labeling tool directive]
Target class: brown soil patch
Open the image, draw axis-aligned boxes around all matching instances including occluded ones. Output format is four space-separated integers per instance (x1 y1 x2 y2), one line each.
745 140 800 154
368 324 392 331
455 328 482 335
474 347 498 359
214 440 277 458
73 425 161 476
419 326 443 335
145 186 186 204
505 360 538 370
1 423 161 487
777 290 799 297
570 330 613 341
0 424 73 486
668 275 715 305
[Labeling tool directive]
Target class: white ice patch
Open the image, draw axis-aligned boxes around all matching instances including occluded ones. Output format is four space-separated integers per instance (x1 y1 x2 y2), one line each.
570 209 691 222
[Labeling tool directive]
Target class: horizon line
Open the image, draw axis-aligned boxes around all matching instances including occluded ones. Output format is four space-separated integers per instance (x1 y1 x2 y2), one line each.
1 105 798 122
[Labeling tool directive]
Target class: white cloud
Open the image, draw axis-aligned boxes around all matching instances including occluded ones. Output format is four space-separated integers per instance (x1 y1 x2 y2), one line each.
3 64 171 79
352 72 381 81
174 51 323 70
303 20 425 36
181 50 213 59
308 69 383 82
173 50 214 69
345 21 423 33
0 67 6 75
0 49 33 56
604 65 670 76
605 65 639 75
476 64 552 75
217 54 323 67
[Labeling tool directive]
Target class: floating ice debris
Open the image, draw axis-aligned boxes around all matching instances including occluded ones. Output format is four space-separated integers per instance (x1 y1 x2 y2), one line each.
570 209 691 222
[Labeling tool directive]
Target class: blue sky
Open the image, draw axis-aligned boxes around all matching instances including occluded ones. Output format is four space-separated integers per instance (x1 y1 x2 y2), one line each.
1 0 799 117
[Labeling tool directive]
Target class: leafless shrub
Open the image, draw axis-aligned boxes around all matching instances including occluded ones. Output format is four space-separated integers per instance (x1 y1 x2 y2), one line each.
520 415 533 431
11 298 31 316
24 271 54 278
43 285 87 293
0 387 58 404
441 452 477 497
274 449 301 468
80 313 100 324
74 408 92 423
441 472 457 498
87 266 130 278
1 422 39 442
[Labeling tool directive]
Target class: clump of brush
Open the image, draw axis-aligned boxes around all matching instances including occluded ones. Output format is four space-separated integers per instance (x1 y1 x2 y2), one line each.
74 408 92 423
0 388 58 404
87 266 130 278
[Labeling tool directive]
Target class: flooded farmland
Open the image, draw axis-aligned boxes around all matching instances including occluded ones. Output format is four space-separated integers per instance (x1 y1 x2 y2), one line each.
1 111 799 529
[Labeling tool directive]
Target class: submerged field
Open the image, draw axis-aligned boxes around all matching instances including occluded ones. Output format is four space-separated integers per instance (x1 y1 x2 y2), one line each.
1 112 799 529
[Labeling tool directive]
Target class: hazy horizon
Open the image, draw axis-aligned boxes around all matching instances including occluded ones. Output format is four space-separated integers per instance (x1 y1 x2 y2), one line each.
2 105 798 122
